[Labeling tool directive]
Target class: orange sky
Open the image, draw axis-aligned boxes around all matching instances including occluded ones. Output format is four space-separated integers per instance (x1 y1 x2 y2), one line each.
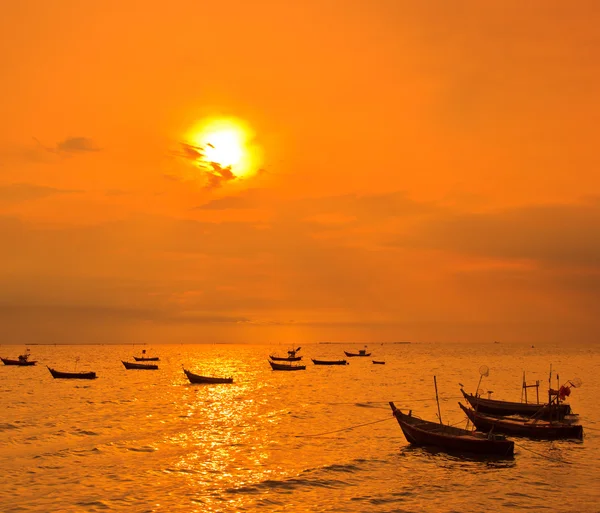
1 1 599 344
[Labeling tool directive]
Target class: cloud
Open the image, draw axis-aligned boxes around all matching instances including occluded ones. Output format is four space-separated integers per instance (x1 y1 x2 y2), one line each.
0 183 81 203
176 142 240 188
392 200 600 268
56 136 101 153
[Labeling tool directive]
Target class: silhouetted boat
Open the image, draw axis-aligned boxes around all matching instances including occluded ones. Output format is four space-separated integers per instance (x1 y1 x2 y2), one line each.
122 361 158 370
47 366 97 380
268 360 306 371
372 360 385 365
270 346 303 362
311 359 348 366
269 355 303 362
183 368 233 384
460 389 572 420
389 402 514 457
133 349 159 361
1 354 36 366
459 402 583 440
344 349 371 357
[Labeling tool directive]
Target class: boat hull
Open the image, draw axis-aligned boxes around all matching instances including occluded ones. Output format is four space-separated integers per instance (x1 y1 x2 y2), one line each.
268 360 306 371
1 357 36 366
183 369 233 384
311 359 348 365
372 360 385 365
269 355 303 362
459 402 583 440
47 366 97 379
122 361 158 370
133 356 160 362
390 402 514 457
344 351 371 357
461 389 571 419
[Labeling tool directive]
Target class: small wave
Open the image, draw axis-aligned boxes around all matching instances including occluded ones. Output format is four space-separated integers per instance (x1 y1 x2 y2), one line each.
75 500 109 509
0 422 20 431
127 446 157 453
226 475 350 495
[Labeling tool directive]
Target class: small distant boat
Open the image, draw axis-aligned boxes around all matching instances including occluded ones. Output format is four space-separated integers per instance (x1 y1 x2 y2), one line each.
133 349 159 361
344 349 371 357
122 360 158 370
268 360 306 371
389 402 514 457
183 368 233 384
47 366 97 380
311 359 348 366
1 353 36 366
270 346 303 362
372 360 385 365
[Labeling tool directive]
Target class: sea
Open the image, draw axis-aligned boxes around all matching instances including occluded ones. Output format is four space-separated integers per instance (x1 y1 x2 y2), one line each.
0 341 598 513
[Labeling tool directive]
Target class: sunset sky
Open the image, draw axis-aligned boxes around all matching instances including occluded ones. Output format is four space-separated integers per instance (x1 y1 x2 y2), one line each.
1 1 599 344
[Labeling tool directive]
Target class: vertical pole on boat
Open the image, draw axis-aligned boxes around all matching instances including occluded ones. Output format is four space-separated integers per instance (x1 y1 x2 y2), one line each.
548 365 553 422
522 371 526 403
434 375 443 425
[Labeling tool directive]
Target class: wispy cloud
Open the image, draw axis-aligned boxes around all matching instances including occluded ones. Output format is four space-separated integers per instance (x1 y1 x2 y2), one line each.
0 183 81 203
33 136 101 154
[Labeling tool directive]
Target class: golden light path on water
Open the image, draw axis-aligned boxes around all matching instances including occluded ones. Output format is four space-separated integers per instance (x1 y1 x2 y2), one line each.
0 342 598 512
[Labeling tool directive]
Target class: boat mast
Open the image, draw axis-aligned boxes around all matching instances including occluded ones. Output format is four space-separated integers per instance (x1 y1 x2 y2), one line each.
434 375 443 425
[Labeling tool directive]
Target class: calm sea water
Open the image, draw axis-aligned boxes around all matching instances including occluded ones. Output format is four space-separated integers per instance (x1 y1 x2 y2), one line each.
1 342 598 513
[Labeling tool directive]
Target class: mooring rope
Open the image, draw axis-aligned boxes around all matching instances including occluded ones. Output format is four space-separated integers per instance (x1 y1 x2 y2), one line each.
513 441 573 465
296 416 395 438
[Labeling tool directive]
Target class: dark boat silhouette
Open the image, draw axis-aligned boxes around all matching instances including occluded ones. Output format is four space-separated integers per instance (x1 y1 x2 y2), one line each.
344 349 371 357
1 353 36 366
268 360 306 371
269 346 303 362
459 402 583 440
183 368 233 384
389 402 514 457
460 389 572 420
122 360 158 370
47 366 97 380
311 359 348 366
372 360 385 365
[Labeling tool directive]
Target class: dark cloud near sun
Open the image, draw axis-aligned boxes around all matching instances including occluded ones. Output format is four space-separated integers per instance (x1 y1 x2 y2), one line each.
176 142 239 189
0 183 81 203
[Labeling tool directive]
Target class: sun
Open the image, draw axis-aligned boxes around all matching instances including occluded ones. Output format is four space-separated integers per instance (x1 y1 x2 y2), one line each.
188 117 259 179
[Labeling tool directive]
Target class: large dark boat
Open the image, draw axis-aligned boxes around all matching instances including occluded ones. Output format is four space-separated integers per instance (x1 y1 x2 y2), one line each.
459 403 583 440
122 360 158 370
389 402 514 457
183 368 233 384
311 359 348 366
460 389 572 420
268 360 306 371
47 366 97 380
1 353 36 366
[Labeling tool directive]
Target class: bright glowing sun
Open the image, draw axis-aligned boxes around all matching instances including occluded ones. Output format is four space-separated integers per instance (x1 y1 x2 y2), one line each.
189 118 258 178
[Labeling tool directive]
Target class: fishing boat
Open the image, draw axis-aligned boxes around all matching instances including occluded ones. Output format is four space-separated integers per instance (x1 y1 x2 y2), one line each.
122 360 158 370
460 389 572 420
268 360 306 371
372 360 385 365
311 359 348 366
47 366 97 380
1 353 36 366
389 402 514 457
133 349 159 361
344 349 371 357
459 403 584 440
269 346 303 362
183 368 233 384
